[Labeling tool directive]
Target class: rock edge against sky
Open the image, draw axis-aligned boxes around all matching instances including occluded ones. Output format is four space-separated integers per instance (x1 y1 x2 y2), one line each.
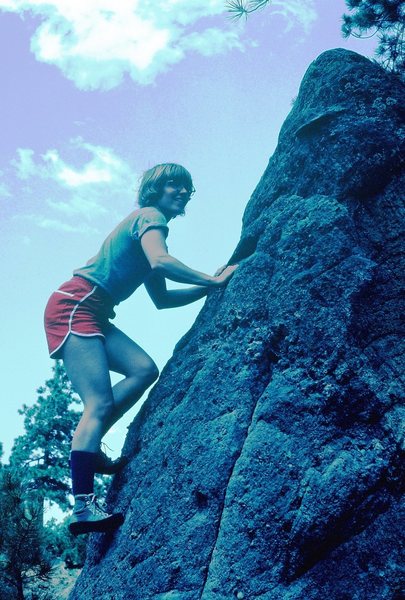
71 48 404 600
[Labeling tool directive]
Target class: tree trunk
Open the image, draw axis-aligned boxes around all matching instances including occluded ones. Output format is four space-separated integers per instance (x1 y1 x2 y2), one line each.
15 572 25 600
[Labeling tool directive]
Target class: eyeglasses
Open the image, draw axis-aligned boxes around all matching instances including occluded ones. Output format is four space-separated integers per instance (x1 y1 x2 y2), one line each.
164 178 195 198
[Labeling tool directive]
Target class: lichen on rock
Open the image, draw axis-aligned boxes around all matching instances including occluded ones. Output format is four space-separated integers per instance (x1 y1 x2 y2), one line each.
70 49 404 600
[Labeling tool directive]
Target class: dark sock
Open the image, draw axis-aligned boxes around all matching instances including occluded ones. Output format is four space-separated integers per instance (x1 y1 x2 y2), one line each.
70 450 97 496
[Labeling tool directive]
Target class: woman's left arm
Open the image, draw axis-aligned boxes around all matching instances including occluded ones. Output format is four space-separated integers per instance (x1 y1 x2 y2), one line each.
144 271 209 309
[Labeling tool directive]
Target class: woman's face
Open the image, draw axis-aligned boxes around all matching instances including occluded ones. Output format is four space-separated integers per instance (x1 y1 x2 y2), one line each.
156 178 191 219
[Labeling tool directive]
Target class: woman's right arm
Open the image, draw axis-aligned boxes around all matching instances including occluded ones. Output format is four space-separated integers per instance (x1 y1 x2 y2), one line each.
144 272 209 309
140 228 237 287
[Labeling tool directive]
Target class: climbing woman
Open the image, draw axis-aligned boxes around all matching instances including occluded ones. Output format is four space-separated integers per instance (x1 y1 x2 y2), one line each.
44 163 238 536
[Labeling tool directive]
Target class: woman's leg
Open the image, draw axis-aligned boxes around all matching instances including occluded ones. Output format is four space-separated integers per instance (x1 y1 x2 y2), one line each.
62 334 115 452
61 332 127 534
62 327 158 446
102 325 159 435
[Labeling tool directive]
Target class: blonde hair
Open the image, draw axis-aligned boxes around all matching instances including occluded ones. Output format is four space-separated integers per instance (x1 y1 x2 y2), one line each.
138 163 195 209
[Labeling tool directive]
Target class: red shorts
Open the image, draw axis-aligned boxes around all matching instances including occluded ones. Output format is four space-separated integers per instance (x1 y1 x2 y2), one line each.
44 276 116 359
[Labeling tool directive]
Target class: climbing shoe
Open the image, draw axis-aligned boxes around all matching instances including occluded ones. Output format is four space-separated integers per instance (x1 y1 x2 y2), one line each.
68 493 124 536
94 448 129 475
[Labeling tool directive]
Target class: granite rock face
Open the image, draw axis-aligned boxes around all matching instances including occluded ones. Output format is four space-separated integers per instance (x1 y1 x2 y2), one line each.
70 49 404 600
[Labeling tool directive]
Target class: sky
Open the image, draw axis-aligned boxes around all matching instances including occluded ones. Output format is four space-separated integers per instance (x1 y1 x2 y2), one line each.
0 0 378 461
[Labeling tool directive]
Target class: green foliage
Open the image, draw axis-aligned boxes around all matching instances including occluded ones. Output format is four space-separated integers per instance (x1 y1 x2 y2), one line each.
3 360 110 587
46 517 87 569
10 361 108 512
0 362 101 596
10 361 81 512
0 467 85 598
1 355 123 597
0 466 54 600
342 0 405 75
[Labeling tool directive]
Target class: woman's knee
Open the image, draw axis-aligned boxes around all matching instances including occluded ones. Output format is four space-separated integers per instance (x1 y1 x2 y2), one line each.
83 399 115 424
130 359 159 388
140 360 159 386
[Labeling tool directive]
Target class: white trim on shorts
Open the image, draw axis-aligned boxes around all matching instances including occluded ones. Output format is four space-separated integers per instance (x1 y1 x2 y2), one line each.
54 290 75 297
49 285 105 359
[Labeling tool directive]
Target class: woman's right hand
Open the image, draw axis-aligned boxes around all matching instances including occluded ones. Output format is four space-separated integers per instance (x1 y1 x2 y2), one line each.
213 264 238 286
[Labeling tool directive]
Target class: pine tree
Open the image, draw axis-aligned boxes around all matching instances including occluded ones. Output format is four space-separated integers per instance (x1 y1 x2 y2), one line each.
0 466 53 600
9 361 81 512
0 363 93 597
342 0 405 75
10 361 107 515
0 361 115 597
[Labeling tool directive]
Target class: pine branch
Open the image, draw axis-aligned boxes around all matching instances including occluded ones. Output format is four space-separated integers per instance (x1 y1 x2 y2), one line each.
225 0 271 21
226 0 248 21
342 0 405 75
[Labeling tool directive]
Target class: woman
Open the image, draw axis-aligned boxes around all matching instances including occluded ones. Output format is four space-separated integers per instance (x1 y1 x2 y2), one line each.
44 163 237 536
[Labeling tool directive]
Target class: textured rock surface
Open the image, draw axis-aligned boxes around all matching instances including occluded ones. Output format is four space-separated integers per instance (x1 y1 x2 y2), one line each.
70 49 404 600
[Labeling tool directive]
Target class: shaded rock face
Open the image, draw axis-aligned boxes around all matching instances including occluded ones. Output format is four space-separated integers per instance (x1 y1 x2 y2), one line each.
70 49 404 600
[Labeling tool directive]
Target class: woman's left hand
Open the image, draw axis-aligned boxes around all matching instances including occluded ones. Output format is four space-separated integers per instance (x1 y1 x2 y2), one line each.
214 264 227 277
213 264 238 286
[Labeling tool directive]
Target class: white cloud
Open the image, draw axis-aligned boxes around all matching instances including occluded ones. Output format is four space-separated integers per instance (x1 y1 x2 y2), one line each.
180 27 243 57
12 149 37 180
0 0 316 89
23 215 99 234
58 165 112 187
41 141 130 190
0 0 236 88
0 181 11 198
47 195 108 218
270 1 317 34
10 138 136 229
14 139 134 185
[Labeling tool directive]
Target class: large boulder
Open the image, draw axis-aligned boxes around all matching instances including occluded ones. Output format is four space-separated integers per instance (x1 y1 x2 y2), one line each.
70 49 404 600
